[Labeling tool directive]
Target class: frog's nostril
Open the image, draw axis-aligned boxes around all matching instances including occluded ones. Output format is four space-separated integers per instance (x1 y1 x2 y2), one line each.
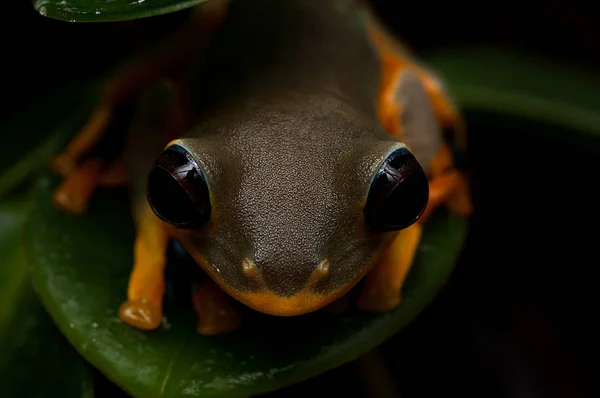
242 257 260 278
240 257 331 297
216 258 340 316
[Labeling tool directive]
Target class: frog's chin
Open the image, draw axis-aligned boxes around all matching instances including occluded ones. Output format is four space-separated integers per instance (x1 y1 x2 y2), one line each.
232 243 395 316
176 235 391 317
196 256 360 316
219 281 358 317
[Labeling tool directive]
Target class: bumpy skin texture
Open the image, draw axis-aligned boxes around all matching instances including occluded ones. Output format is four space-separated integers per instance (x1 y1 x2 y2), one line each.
173 99 401 298
132 0 447 314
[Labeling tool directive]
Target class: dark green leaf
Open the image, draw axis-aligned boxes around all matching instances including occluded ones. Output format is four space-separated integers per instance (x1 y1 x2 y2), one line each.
0 85 99 199
424 47 600 135
24 174 467 398
34 0 211 22
0 197 94 398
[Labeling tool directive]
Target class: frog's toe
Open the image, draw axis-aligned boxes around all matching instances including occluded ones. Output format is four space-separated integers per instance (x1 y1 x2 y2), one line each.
193 280 242 335
118 298 163 330
357 289 401 312
52 158 104 215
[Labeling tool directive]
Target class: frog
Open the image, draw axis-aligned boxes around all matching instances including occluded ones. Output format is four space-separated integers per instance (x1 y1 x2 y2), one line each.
49 0 472 335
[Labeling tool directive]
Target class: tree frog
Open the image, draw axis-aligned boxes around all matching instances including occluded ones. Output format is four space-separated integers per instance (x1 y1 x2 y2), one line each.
50 0 472 335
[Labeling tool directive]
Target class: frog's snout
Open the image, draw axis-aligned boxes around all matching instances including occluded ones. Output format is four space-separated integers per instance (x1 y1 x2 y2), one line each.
213 257 350 317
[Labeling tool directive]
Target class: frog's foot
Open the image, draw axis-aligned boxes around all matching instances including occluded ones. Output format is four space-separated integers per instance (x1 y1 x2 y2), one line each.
119 203 169 331
119 298 163 331
52 157 128 215
192 278 242 335
52 158 105 215
420 144 473 223
358 223 423 312
420 168 473 223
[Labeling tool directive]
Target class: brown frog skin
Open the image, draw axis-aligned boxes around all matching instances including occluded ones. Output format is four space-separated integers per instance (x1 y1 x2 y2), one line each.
50 0 472 335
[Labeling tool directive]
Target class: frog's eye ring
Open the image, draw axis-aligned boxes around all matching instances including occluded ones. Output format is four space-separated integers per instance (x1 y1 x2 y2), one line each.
363 147 429 232
147 145 211 229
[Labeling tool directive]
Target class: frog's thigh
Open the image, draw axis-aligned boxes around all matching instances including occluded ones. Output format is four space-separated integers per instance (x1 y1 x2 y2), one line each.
357 224 423 312
118 203 169 330
375 63 458 136
412 67 462 131
192 278 242 335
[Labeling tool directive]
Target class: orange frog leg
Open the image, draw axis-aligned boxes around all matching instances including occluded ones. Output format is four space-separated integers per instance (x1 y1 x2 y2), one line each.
118 180 241 335
51 2 227 209
192 278 242 335
114 84 199 331
357 223 423 311
420 144 473 223
358 24 473 311
52 157 128 215
119 204 169 330
367 20 465 141
357 145 473 312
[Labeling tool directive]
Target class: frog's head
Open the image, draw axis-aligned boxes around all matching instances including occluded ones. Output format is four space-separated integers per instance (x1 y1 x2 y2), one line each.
145 98 429 316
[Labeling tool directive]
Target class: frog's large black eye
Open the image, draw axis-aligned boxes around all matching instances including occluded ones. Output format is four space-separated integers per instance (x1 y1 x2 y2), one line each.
364 147 429 232
147 145 211 229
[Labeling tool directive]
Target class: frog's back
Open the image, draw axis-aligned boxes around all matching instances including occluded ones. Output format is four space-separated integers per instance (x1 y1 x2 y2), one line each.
189 0 383 125
126 0 389 214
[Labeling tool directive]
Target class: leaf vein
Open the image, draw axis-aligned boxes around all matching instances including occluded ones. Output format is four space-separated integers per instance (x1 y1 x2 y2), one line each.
159 341 183 397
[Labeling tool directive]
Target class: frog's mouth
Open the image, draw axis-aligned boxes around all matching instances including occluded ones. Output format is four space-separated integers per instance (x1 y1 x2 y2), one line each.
176 240 398 317
171 221 405 315
218 282 357 317
184 252 364 316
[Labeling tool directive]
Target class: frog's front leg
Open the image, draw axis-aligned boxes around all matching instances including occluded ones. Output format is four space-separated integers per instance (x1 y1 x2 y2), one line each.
357 146 471 312
118 203 169 330
357 224 422 311
357 146 472 311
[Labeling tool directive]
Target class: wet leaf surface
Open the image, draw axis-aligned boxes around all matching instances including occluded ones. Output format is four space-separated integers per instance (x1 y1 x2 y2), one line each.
0 198 94 398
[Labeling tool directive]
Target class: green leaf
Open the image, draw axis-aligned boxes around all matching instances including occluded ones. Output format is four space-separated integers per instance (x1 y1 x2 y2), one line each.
24 174 467 398
34 0 211 22
423 47 600 136
0 197 94 398
0 85 99 199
